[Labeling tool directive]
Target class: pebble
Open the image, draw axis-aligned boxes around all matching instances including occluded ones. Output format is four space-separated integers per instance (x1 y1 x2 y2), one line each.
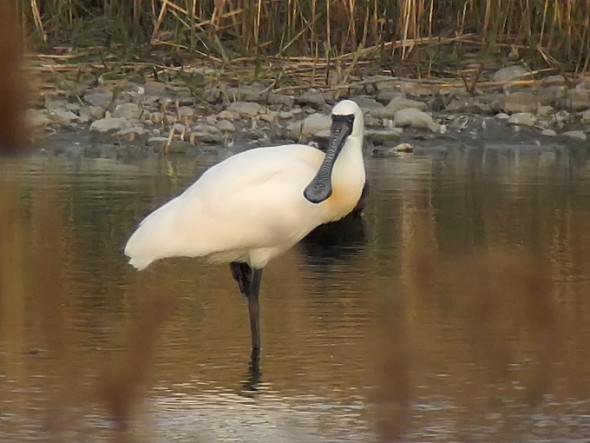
492 65 528 82
113 102 142 120
49 107 79 124
216 120 236 132
562 130 587 140
373 96 427 119
288 113 331 139
90 117 132 133
503 92 538 114
508 112 537 127
295 90 326 108
228 101 262 117
541 129 557 137
365 128 403 144
177 106 196 124
393 108 440 132
26 109 52 128
84 89 113 108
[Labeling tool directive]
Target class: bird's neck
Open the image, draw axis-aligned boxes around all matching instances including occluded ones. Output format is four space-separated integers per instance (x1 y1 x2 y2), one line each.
333 134 365 189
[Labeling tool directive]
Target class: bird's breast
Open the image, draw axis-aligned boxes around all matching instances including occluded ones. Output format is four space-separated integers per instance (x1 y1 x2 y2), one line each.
322 180 363 222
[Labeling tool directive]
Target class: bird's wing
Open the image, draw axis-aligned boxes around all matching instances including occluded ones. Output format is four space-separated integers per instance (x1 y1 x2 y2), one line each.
124 145 324 269
178 145 324 252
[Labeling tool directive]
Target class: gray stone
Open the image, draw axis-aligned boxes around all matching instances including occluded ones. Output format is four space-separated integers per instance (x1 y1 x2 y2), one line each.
192 123 219 134
78 106 104 123
147 136 169 149
148 112 165 124
557 88 590 111
177 106 195 124
554 110 572 128
116 126 147 140
113 103 143 120
398 81 437 97
295 91 326 108
366 75 398 92
562 130 587 140
204 116 218 126
351 96 383 114
217 120 236 132
372 96 428 118
268 93 295 108
84 89 113 108
49 107 79 123
260 111 278 123
225 85 267 102
445 97 472 113
228 101 262 117
166 141 198 154
503 92 538 114
90 117 132 133
172 123 188 136
449 115 470 131
143 80 168 96
189 131 226 144
537 85 566 105
541 129 557 136
508 112 536 127
576 75 590 89
580 109 590 124
537 105 554 117
393 108 440 132
217 110 236 120
376 90 404 104
203 87 223 103
277 111 295 119
288 113 331 139
166 85 192 98
364 115 381 127
26 109 51 128
446 96 493 114
492 65 528 82
365 129 403 144
495 113 510 120
393 142 414 153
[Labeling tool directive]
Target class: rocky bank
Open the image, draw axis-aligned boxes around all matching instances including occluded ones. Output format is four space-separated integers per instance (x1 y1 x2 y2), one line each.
29 64 590 157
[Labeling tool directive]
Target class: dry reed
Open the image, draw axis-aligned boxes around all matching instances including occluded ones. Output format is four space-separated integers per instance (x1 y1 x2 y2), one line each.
14 0 590 72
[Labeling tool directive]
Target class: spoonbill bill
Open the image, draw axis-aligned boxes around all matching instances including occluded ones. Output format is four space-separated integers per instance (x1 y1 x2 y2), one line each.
124 100 366 351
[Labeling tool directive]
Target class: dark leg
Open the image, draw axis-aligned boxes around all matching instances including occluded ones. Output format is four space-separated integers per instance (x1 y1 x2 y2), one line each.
230 261 251 295
248 268 262 350
229 262 263 351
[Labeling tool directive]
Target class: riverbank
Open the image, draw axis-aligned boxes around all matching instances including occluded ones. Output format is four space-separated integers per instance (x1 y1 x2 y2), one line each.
28 58 590 158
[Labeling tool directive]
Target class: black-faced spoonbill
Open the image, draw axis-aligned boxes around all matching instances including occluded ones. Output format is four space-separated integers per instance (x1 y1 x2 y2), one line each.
124 100 366 351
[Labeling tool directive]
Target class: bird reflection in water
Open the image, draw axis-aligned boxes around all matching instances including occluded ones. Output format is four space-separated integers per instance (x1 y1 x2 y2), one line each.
301 180 368 262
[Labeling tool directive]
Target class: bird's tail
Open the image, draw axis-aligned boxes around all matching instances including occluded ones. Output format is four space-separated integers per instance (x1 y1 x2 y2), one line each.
124 197 183 271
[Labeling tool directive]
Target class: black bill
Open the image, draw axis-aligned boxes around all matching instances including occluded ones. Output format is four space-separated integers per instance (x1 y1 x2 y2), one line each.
304 114 354 204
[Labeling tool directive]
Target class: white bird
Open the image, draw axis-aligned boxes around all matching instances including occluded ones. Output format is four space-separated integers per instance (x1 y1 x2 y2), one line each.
124 100 366 351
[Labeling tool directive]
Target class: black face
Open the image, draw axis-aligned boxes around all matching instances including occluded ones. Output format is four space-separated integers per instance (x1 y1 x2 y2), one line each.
330 114 355 137
303 113 355 204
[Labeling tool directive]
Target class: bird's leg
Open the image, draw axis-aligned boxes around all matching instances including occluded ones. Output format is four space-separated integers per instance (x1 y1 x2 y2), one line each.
230 262 251 295
229 262 263 351
248 268 262 351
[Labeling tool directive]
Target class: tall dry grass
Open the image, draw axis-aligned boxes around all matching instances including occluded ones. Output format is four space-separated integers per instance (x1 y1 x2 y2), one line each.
14 0 590 71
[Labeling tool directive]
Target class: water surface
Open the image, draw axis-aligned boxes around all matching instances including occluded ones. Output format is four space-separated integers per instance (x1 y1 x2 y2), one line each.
1 144 590 442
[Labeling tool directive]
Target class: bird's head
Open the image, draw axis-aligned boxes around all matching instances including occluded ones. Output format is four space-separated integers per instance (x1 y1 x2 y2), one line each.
329 99 364 139
304 100 364 204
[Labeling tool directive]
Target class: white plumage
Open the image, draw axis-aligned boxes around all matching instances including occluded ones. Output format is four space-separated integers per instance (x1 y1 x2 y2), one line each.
124 99 365 351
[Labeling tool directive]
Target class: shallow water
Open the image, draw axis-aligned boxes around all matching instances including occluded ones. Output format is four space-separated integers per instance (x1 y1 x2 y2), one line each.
1 143 590 442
